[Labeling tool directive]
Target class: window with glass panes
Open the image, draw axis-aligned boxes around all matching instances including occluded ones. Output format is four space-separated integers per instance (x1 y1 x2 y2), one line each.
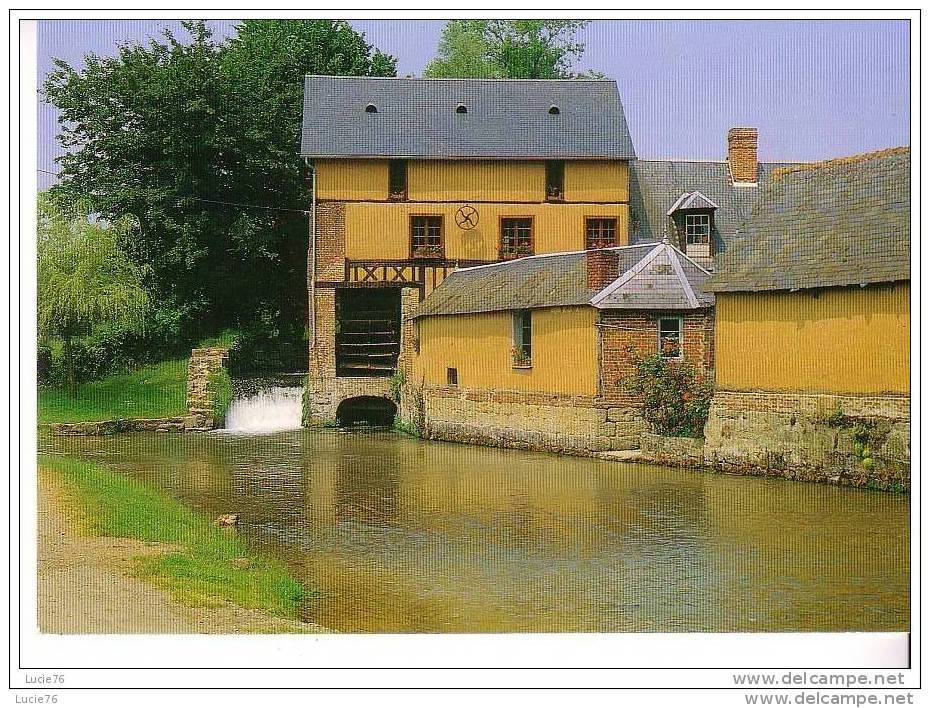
500 218 533 257
410 216 443 257
512 310 532 365
585 217 618 249
685 213 711 245
658 317 683 359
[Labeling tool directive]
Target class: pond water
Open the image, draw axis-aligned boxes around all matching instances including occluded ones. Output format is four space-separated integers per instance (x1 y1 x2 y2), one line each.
41 429 910 633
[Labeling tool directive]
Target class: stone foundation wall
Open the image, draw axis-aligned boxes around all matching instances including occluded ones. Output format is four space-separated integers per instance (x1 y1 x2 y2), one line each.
185 347 230 430
639 432 704 466
420 385 645 455
704 390 910 490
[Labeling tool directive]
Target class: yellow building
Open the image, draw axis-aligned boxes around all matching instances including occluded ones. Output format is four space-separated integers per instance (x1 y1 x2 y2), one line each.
412 243 715 453
299 76 637 423
703 148 910 488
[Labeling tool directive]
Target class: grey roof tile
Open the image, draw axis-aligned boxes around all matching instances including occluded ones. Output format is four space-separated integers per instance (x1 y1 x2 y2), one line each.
300 76 636 159
705 148 910 292
630 160 797 254
416 243 713 317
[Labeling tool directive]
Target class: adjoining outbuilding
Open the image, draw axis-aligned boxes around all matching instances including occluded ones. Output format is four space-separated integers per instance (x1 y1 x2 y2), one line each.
409 241 715 454
702 147 910 488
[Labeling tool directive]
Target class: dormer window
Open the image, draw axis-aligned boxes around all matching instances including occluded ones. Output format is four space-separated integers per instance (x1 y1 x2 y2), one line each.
685 213 711 248
548 105 560 115
365 103 378 113
455 103 467 114
667 190 718 259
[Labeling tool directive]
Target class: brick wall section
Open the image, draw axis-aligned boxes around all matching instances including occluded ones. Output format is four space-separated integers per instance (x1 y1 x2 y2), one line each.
598 309 714 404
586 250 620 290
185 347 230 430
315 201 346 282
727 127 758 183
305 286 421 424
710 390 909 419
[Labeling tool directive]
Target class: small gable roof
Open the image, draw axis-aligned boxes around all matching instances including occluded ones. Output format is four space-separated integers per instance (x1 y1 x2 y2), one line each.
705 148 910 293
415 243 712 318
300 76 637 160
666 190 719 215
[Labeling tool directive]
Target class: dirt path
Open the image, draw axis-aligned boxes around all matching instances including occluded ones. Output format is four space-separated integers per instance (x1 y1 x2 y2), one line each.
37 470 326 634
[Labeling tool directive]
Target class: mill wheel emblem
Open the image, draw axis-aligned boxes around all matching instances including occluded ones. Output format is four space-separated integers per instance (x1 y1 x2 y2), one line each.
455 205 479 230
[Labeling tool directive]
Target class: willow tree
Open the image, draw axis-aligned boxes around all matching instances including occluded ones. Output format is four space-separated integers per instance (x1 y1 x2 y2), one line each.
37 193 149 392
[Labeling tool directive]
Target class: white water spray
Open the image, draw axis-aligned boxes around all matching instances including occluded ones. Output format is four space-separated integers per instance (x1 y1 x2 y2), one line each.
223 386 303 433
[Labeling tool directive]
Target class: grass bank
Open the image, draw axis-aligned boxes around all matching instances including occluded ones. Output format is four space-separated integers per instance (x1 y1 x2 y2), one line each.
38 358 189 424
41 455 313 620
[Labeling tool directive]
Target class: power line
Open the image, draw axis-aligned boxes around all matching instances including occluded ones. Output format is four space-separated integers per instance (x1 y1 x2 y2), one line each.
36 168 309 215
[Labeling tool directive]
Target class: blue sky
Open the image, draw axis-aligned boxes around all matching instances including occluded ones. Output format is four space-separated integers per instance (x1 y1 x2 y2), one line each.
37 19 910 189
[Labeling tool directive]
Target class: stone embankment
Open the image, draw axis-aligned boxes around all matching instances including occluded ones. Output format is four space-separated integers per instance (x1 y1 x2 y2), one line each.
49 418 186 436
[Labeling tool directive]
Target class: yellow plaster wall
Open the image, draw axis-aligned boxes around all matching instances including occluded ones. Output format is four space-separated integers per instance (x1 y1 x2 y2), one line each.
315 159 388 201
564 161 629 203
406 160 628 203
715 283 910 395
344 201 630 260
408 161 545 202
414 306 598 396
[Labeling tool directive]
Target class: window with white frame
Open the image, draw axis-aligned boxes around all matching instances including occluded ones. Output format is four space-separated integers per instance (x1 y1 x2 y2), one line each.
658 317 683 359
685 213 711 245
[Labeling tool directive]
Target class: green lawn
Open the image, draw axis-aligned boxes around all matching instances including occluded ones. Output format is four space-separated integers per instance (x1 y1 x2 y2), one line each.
38 358 189 424
42 455 313 620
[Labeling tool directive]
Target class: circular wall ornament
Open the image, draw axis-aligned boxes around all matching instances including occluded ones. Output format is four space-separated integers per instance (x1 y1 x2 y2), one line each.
455 205 479 230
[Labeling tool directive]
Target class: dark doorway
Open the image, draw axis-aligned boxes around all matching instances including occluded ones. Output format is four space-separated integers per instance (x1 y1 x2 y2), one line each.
336 287 402 377
336 396 398 427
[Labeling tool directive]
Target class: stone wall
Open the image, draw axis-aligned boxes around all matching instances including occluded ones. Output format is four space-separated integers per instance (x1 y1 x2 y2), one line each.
185 347 230 430
420 385 645 455
639 432 704 466
48 417 186 436
704 390 910 490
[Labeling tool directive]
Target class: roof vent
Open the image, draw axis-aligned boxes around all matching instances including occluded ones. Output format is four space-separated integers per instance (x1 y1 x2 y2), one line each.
365 103 378 114
548 105 560 115
455 103 468 114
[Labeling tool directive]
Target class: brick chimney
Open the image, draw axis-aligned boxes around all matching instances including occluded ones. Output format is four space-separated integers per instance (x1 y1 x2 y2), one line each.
586 249 620 291
727 127 758 184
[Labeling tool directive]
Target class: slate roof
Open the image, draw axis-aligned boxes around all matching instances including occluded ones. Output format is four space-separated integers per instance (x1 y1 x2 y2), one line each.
705 148 910 293
415 243 713 318
300 76 636 160
630 160 796 254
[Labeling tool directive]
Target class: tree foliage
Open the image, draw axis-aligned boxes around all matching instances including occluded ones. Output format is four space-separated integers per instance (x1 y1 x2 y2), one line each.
43 20 396 341
624 353 714 438
424 20 598 79
38 193 149 390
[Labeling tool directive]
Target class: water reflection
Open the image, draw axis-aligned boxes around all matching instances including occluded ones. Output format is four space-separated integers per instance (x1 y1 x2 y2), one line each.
42 429 910 633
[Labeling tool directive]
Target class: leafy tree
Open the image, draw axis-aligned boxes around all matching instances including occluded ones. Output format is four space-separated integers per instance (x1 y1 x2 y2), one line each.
424 20 598 79
43 20 395 342
37 193 149 392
